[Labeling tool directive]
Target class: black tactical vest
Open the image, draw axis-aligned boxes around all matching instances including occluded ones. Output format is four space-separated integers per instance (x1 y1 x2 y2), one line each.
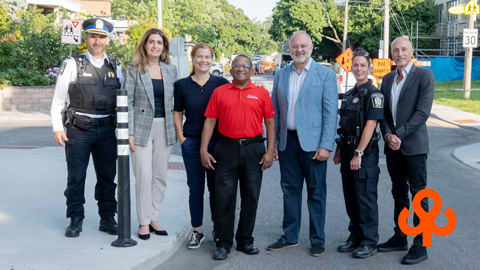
338 81 377 137
67 55 120 114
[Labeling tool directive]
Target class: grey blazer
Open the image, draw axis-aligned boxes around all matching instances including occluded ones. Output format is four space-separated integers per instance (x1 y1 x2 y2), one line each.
125 61 178 146
380 65 435 156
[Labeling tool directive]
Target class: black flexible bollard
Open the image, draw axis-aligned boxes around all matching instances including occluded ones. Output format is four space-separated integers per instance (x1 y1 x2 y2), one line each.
112 89 137 248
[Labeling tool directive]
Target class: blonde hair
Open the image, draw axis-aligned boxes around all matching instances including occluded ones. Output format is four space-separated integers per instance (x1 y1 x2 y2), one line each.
132 28 170 73
190 42 214 75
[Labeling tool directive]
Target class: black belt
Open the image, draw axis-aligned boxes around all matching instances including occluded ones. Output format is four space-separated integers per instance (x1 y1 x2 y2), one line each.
219 134 265 145
73 115 114 129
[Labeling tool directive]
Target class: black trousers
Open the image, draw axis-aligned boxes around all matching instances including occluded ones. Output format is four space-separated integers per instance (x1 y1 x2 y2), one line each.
386 150 428 244
213 138 265 249
340 145 380 247
64 121 117 219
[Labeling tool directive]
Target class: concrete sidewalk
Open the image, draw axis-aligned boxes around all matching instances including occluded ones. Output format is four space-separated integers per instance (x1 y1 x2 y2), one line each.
430 104 480 171
0 148 190 270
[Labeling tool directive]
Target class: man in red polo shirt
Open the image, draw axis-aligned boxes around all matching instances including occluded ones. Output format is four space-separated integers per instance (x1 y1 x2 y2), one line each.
200 54 276 260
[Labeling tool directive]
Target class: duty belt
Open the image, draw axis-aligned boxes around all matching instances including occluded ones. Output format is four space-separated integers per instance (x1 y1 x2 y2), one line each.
219 134 265 145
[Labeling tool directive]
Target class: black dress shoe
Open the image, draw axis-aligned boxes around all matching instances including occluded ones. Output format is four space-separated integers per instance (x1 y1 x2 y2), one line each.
337 240 359 252
138 232 150 240
236 244 259 255
99 218 118 235
138 226 150 240
65 217 83 238
310 243 326 257
149 224 168 236
353 246 377 258
377 235 408 252
401 244 428 265
213 247 230 260
266 239 299 251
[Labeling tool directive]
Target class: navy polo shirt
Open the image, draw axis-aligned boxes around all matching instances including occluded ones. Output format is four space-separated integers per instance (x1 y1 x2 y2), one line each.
174 75 230 137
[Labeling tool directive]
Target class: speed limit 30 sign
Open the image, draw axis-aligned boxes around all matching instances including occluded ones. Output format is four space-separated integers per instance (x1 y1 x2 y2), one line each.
463 28 478 48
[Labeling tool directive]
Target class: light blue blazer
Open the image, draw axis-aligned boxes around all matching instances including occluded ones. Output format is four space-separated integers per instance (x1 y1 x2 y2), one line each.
272 59 338 152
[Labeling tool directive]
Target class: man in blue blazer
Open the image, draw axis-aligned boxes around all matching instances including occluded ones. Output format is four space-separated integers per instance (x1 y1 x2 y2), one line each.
267 31 338 256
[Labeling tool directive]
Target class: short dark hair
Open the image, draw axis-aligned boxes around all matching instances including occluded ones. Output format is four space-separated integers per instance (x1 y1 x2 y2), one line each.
352 49 370 64
232 54 252 68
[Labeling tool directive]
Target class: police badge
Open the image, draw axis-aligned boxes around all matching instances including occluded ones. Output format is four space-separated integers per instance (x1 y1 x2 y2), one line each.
371 93 384 108
96 19 104 30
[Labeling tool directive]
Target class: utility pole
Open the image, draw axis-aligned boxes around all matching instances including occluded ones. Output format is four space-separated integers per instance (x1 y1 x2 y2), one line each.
342 0 349 93
342 0 349 51
157 0 162 28
383 0 390 59
463 13 475 100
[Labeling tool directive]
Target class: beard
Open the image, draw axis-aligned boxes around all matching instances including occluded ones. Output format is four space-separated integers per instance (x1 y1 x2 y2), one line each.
292 54 310 64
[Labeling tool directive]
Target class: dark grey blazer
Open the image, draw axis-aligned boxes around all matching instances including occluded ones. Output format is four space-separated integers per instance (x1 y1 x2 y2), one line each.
380 64 435 156
125 61 178 146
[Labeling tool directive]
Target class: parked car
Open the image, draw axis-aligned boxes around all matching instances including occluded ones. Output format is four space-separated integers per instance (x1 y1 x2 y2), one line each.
210 62 224 76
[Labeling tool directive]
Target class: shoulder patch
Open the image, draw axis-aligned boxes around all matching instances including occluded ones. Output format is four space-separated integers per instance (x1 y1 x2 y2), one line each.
60 58 74 75
371 93 384 108
60 61 68 75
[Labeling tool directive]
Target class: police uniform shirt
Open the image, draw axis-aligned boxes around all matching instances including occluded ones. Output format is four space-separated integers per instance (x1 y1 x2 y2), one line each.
51 51 124 132
360 81 384 122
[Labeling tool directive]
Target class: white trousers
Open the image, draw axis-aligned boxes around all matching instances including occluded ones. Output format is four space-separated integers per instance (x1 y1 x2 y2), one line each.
132 118 172 225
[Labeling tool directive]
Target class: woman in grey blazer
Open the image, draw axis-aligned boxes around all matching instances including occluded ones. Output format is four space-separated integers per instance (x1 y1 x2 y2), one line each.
125 28 177 240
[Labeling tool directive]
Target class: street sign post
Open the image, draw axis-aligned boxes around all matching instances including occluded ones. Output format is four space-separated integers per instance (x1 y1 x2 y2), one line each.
463 28 478 48
61 19 81 45
448 0 479 99
335 48 353 72
335 48 353 93
170 37 189 79
372 58 391 78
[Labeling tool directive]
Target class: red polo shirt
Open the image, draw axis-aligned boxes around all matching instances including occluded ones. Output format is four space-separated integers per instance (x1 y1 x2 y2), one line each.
204 81 275 139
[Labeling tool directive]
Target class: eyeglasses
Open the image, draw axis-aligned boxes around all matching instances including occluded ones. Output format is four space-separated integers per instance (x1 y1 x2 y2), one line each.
232 64 251 70
290 44 311 50
353 49 369 57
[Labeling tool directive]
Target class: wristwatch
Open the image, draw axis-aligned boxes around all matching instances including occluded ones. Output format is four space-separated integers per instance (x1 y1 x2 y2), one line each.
354 149 364 157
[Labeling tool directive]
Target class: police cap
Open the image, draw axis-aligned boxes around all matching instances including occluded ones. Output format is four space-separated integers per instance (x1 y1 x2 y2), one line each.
82 18 113 36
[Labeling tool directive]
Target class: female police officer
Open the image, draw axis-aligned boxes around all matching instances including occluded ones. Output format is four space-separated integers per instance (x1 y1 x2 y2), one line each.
333 49 384 259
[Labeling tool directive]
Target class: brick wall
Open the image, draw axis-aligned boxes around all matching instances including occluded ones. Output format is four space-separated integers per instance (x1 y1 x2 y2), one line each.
0 86 54 112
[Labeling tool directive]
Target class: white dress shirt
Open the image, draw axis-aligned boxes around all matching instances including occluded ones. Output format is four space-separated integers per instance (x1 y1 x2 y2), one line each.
391 61 413 127
287 58 312 130
50 51 124 132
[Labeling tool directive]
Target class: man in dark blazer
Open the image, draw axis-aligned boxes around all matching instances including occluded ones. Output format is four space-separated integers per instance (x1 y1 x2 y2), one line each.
378 36 434 265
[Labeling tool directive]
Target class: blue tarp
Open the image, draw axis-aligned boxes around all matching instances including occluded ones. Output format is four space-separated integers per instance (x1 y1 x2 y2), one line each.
422 57 480 82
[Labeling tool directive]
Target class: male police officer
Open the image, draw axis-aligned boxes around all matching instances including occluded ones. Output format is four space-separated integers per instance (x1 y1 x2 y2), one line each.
51 18 123 237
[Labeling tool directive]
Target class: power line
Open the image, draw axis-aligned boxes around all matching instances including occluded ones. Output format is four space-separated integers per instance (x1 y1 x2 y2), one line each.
390 10 405 36
394 0 411 37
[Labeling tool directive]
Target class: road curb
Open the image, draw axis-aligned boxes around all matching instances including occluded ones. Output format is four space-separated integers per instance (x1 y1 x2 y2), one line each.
132 212 190 270
452 143 480 172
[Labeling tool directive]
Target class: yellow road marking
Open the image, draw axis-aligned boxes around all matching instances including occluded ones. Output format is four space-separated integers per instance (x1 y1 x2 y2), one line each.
427 118 458 128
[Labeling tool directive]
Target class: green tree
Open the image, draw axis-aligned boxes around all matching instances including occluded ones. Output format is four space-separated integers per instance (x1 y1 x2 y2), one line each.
111 0 279 59
348 0 437 56
269 0 342 58
0 7 72 86
0 3 11 37
269 0 436 59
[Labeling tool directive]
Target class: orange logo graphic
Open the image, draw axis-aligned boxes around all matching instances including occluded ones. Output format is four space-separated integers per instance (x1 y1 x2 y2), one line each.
398 189 457 247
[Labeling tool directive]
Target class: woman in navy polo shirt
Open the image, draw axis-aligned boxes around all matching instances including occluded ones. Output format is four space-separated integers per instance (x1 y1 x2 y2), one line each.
173 42 229 249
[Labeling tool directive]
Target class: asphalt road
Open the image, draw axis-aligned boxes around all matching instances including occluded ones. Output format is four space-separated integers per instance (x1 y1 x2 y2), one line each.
155 119 480 270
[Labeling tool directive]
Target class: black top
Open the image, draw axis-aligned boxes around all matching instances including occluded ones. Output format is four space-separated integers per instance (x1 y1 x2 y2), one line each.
174 75 230 137
354 80 384 121
338 80 384 137
152 79 165 118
